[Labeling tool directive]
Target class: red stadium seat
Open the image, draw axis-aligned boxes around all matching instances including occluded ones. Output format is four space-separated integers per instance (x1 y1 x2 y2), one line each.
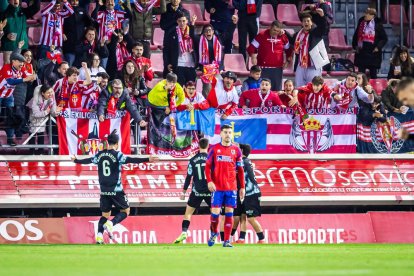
182 3 209 26
328 29 353 51
223 54 249 76
0 52 3 69
346 53 355 64
204 9 210 21
27 2 48 25
406 30 414 48
153 14 161 25
259 4 276 26
27 26 42 46
152 28 164 50
285 28 295 37
384 5 408 25
369 79 388 93
283 59 295 77
324 78 339 88
196 78 203 95
277 4 301 26
147 78 162 89
150 53 164 75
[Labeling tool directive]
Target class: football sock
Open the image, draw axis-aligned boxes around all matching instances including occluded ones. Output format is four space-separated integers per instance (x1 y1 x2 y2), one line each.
210 213 219 233
111 212 127 226
257 232 265 241
239 231 246 240
224 212 234 242
220 231 224 241
231 228 237 236
98 216 107 234
182 219 190 232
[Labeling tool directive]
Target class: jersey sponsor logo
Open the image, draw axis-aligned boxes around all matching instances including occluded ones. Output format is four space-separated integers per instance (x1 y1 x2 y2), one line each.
217 155 232 162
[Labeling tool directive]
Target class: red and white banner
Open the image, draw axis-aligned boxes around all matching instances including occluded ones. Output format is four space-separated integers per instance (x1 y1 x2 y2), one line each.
209 108 357 154
57 110 131 155
2 212 413 244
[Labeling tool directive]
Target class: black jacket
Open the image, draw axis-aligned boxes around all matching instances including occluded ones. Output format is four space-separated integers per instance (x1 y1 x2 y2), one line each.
97 86 142 122
352 17 388 68
159 3 191 33
205 0 235 24
162 25 198 77
293 13 328 71
381 86 403 112
233 0 263 18
74 40 109 68
63 6 94 54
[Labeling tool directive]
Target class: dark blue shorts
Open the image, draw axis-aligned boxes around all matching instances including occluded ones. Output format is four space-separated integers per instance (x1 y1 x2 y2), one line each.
211 190 237 208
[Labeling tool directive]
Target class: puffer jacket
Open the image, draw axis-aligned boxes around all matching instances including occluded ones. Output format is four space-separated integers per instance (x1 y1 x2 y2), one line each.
129 0 166 41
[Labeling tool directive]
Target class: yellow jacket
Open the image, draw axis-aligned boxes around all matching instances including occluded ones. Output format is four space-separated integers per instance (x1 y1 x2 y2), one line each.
148 80 185 107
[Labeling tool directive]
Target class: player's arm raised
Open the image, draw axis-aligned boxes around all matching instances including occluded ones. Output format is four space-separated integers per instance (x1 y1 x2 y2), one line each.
205 150 216 192
72 155 94 164
124 155 160 164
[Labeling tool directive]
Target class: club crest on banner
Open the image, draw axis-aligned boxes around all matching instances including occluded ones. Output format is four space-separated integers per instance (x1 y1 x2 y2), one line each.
371 116 404 153
290 117 334 153
71 123 108 155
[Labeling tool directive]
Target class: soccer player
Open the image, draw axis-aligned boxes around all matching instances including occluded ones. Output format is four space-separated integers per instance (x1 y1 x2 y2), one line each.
232 144 265 244
72 129 159 244
174 138 211 243
205 124 245 247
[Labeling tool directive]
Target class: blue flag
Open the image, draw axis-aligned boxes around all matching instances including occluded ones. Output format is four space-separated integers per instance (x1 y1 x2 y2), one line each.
176 108 216 136
221 118 268 150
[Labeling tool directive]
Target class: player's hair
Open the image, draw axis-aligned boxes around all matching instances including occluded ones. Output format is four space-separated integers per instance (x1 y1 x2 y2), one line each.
198 138 209 149
66 67 79 77
220 124 232 131
250 65 262 73
347 72 358 81
311 76 324 86
107 129 119 145
166 73 178 83
261 78 271 84
239 144 251 157
396 77 414 94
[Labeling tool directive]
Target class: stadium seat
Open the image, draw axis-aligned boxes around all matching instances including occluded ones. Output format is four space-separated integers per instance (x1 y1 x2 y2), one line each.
259 4 276 26
153 15 161 25
285 28 295 36
328 29 353 51
283 59 295 77
406 30 414 48
277 4 301 26
232 28 240 49
384 5 408 25
346 53 355 64
0 52 3 69
204 9 210 21
223 54 250 76
152 28 164 50
182 3 209 26
150 53 164 75
196 78 203 95
369 79 388 93
27 27 42 46
324 78 339 88
147 78 162 89
26 1 48 25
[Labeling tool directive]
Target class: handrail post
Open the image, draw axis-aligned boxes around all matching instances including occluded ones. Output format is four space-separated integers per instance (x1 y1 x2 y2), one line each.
332 0 336 24
48 116 53 155
410 0 413 48
400 0 404 46
386 0 390 24
345 0 349 41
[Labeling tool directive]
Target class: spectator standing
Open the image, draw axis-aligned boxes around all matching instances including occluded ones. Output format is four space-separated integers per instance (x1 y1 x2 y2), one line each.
0 0 40 64
296 76 333 109
387 46 414 80
93 0 130 42
207 71 239 119
74 27 109 68
241 65 262 93
239 78 284 108
352 8 387 79
79 53 107 82
160 0 191 42
129 41 154 82
381 80 408 114
247 20 292 91
233 0 263 60
106 29 131 80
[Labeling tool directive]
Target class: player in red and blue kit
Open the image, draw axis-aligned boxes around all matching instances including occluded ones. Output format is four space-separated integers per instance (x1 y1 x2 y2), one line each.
205 124 245 247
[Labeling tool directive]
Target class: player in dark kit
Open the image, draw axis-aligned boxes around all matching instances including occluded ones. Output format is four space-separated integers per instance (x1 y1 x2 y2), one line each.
205 124 245 248
174 138 211 243
72 130 159 244
232 144 265 244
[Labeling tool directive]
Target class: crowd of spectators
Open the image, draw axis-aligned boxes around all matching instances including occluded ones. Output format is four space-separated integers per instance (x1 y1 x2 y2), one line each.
0 0 412 151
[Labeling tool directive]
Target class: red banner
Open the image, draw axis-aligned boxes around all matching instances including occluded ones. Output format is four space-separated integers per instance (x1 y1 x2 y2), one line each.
3 159 413 205
2 212 413 244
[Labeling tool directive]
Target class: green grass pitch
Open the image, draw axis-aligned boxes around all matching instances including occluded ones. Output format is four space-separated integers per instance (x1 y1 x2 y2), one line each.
1 244 413 275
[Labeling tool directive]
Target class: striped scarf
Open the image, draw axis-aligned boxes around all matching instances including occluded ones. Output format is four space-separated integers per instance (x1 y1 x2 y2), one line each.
177 26 193 54
116 42 130 71
133 0 158 13
357 19 375 47
294 29 310 68
199 35 222 65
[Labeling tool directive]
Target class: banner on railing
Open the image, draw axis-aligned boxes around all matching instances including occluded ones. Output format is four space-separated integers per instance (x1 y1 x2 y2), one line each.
208 107 357 154
57 110 131 155
357 110 414 153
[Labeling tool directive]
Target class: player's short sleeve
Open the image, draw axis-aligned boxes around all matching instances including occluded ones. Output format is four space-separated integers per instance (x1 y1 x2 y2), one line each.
187 160 193 176
236 147 243 167
91 154 99 164
118 152 127 164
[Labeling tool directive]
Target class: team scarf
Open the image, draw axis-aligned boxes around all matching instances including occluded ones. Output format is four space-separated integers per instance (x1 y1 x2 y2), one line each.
357 19 375 47
24 63 34 75
247 0 257 14
107 95 119 115
86 39 96 54
176 26 193 54
116 41 130 71
58 77 71 107
133 0 158 13
294 29 310 68
167 85 177 111
199 34 222 65
336 82 357 109
258 89 271 108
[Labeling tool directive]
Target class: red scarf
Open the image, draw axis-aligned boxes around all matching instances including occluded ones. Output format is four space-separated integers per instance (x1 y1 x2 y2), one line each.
199 35 222 65
357 19 375 47
24 63 34 75
133 0 158 13
247 0 257 15
58 77 70 108
86 40 96 54
294 29 310 68
168 85 177 111
116 42 130 71
177 26 193 54
107 95 119 116
336 82 357 109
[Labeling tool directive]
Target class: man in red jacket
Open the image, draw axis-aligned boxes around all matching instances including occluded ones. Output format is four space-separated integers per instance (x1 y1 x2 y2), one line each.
239 78 284 108
247 20 292 91
296 76 335 109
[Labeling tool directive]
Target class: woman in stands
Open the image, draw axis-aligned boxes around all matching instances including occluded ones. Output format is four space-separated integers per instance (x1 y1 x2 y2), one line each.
357 72 375 94
387 46 414 80
121 60 149 113
74 27 109 68
106 29 132 80
352 8 388 79
79 53 107 82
